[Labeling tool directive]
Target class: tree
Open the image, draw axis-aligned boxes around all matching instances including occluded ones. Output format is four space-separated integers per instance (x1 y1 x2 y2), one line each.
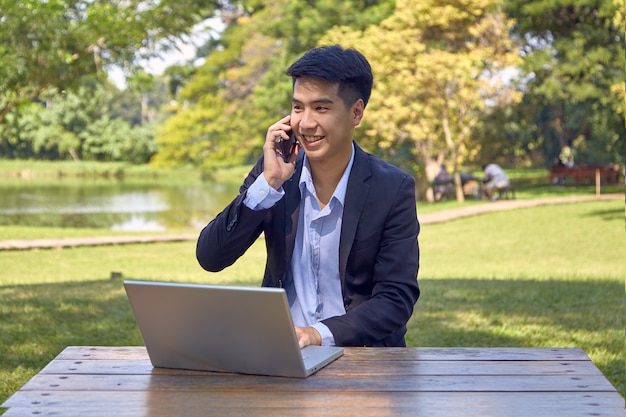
152 0 396 172
0 0 226 124
323 0 521 201
504 0 624 166
9 78 157 162
152 6 281 171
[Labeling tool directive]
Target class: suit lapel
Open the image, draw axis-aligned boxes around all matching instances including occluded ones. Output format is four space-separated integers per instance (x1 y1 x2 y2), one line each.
281 146 371 288
339 144 371 281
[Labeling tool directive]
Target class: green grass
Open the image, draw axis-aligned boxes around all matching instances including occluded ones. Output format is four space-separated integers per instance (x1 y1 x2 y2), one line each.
0 159 253 187
0 198 624 413
411 199 624 398
0 159 195 180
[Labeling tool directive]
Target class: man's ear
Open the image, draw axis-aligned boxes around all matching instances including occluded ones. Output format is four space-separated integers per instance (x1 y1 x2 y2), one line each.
352 99 365 126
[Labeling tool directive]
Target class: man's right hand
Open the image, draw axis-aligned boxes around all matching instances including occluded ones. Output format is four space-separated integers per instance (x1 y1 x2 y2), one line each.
295 326 322 349
263 115 299 190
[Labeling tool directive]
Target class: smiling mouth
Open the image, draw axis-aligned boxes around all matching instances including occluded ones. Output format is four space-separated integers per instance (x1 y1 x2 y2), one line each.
302 135 325 144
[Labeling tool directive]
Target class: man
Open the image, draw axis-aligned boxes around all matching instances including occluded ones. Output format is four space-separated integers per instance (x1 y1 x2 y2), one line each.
482 163 510 201
196 45 420 348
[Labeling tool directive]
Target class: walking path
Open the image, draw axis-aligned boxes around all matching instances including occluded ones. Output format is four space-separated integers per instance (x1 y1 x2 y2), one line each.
0 193 621 251
0 234 197 251
418 193 621 225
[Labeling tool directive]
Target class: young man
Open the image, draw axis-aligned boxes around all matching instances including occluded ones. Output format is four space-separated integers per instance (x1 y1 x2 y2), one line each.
196 45 420 348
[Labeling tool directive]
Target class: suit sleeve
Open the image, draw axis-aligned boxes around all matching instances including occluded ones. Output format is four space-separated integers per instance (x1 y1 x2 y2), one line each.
323 174 420 346
196 157 269 272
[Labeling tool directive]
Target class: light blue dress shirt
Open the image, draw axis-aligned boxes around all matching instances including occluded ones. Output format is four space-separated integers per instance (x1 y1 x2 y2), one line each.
243 145 355 346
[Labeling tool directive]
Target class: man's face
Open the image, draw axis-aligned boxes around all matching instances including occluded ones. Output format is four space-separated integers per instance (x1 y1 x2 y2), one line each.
290 77 363 164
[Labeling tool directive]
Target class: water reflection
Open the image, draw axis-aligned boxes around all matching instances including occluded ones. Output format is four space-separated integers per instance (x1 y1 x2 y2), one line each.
0 180 240 231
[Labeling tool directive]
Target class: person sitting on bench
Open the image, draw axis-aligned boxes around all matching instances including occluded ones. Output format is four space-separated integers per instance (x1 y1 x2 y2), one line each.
482 163 510 201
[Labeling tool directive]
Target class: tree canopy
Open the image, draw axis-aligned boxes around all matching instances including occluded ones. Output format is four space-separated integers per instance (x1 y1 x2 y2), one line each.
0 0 226 122
322 0 522 199
1 0 623 199
151 0 397 171
504 0 624 165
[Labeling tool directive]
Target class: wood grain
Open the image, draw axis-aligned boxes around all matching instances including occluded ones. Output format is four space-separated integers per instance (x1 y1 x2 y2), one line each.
3 346 624 417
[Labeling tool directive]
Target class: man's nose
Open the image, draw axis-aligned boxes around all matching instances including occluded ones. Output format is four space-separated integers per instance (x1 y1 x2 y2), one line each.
299 110 316 130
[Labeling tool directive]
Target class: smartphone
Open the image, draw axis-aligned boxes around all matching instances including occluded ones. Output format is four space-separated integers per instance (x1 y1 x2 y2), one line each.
278 127 298 163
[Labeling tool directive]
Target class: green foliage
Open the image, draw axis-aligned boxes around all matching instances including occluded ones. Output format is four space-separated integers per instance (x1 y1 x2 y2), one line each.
1 80 157 162
503 0 625 165
153 0 397 170
321 0 522 202
81 118 157 163
2 0 623 180
152 97 244 169
0 0 221 123
155 0 623 181
266 0 395 54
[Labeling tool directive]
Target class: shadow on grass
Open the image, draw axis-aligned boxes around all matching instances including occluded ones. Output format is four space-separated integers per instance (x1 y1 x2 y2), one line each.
583 207 624 221
407 277 624 397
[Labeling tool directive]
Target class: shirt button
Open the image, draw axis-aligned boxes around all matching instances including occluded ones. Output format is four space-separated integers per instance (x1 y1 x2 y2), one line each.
259 190 266 196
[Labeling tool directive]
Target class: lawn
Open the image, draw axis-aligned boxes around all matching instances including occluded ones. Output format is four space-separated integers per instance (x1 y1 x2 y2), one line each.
0 198 623 413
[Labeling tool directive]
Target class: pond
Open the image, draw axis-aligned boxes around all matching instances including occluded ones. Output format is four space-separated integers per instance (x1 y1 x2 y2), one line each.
0 179 241 231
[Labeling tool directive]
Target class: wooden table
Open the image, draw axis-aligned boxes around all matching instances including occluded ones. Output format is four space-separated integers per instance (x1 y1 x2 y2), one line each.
2 346 624 417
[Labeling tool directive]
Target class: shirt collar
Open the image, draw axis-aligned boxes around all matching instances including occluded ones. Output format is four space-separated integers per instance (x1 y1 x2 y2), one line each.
299 142 355 207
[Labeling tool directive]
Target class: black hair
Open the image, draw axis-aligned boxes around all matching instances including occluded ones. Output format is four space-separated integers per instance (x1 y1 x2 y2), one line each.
285 45 373 109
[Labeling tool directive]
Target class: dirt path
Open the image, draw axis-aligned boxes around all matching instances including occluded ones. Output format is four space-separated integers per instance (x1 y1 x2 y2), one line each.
0 234 197 251
1 193 621 251
418 193 622 225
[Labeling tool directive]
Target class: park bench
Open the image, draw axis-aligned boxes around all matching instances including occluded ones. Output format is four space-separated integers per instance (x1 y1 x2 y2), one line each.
496 183 515 200
431 175 515 201
550 164 621 185
432 173 483 201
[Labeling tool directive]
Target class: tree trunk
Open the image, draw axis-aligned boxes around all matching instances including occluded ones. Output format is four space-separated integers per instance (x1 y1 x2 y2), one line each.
454 172 465 202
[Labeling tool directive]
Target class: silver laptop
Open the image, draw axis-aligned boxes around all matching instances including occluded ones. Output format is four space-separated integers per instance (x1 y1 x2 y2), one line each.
123 280 344 378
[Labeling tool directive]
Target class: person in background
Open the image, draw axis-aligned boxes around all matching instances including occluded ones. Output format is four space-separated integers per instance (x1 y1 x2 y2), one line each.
196 45 420 348
433 164 453 201
559 146 575 168
482 163 510 201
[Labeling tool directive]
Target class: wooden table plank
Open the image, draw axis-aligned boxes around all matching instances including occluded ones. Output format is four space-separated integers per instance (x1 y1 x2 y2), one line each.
6 390 625 409
40 358 605 377
4 406 625 417
3 392 625 417
54 345 592 361
14 372 619 392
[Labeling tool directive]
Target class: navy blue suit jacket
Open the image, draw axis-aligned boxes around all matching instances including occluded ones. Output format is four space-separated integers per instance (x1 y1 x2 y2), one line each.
197 143 420 347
